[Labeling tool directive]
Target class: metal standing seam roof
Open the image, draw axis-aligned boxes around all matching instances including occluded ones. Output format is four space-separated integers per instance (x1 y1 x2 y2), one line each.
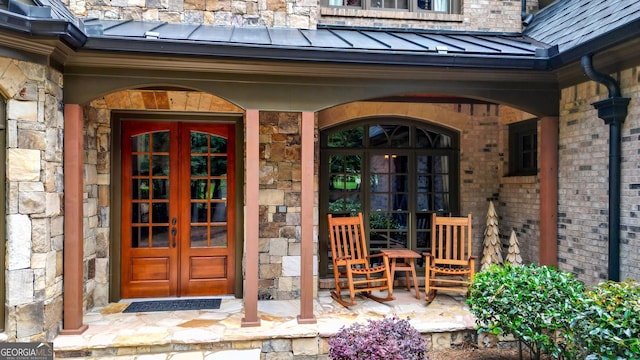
79 18 548 63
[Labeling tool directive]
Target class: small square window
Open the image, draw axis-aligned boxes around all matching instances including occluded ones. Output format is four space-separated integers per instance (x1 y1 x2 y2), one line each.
509 119 538 176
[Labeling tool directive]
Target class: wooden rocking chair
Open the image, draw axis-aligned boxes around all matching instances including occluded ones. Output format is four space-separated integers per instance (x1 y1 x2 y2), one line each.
327 213 395 306
424 213 477 302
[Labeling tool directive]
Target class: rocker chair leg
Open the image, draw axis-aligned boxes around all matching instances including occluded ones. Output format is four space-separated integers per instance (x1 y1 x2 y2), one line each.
331 290 357 307
425 289 437 303
362 292 394 303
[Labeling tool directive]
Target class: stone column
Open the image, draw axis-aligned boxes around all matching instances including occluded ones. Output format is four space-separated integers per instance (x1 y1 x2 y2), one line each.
242 109 260 327
60 104 87 335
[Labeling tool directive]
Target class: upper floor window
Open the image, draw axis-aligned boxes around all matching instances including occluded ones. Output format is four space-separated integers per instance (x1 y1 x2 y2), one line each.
326 0 458 12
509 119 538 176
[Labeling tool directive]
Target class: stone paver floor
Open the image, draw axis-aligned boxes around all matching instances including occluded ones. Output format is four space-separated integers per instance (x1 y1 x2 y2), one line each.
54 290 476 356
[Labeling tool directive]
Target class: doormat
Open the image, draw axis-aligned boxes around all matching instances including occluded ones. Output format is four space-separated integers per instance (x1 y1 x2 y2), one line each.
123 298 221 313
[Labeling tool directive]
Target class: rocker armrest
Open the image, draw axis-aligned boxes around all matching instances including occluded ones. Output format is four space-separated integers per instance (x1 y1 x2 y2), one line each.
367 253 387 259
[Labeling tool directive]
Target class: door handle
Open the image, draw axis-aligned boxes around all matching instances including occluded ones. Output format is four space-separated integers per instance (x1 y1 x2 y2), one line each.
171 227 177 248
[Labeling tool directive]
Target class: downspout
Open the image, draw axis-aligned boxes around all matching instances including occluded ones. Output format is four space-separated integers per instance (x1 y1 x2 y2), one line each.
521 0 534 26
580 55 630 281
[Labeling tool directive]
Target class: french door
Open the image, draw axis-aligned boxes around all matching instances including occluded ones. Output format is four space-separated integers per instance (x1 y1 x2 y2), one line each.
121 121 235 298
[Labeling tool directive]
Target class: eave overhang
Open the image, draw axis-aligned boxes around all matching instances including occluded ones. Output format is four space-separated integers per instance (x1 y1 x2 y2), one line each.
0 10 86 49
78 24 552 71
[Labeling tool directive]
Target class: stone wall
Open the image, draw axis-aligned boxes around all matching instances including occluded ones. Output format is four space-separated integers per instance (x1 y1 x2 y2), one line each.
1 57 64 341
558 66 640 285
82 105 111 310
65 0 537 31
257 111 318 300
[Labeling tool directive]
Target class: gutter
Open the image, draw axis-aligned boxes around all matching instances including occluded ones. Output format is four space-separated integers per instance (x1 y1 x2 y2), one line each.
0 7 86 49
580 55 630 282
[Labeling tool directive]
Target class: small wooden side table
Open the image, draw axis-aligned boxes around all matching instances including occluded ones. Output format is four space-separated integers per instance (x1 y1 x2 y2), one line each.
379 248 421 299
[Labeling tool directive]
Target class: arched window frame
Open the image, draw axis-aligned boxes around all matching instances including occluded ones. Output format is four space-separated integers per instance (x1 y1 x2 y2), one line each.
319 116 460 277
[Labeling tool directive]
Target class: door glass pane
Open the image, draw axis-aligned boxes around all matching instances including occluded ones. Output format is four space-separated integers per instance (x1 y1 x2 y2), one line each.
132 203 149 224
131 155 149 176
191 156 208 176
131 134 149 152
191 202 208 223
328 193 361 213
152 155 169 176
370 155 389 172
131 226 149 248
371 194 389 211
152 132 170 152
209 135 227 153
393 194 408 211
371 174 388 192
390 232 408 248
132 179 149 199
152 179 169 199
191 133 209 153
191 179 208 199
210 157 227 176
212 180 227 199
191 226 208 247
151 226 169 248
417 194 432 211
152 203 169 223
210 202 227 222
211 226 227 247
417 175 430 191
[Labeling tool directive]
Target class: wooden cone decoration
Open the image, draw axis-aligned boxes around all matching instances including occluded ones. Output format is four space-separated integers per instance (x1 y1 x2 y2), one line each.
481 201 503 271
505 230 523 266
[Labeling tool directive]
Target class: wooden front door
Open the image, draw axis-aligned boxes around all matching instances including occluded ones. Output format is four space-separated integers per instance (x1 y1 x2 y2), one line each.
121 121 235 298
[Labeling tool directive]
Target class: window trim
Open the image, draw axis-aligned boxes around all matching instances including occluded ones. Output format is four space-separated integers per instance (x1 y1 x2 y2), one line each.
322 0 460 13
508 118 538 177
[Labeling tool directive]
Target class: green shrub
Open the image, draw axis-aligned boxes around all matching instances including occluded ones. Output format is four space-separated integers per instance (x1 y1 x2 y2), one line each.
467 264 585 360
569 280 640 359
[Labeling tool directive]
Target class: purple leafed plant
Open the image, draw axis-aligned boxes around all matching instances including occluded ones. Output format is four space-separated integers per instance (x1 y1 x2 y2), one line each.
328 316 427 360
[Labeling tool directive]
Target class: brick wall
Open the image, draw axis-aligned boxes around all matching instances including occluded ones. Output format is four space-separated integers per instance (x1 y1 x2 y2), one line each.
498 175 539 264
558 66 640 285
